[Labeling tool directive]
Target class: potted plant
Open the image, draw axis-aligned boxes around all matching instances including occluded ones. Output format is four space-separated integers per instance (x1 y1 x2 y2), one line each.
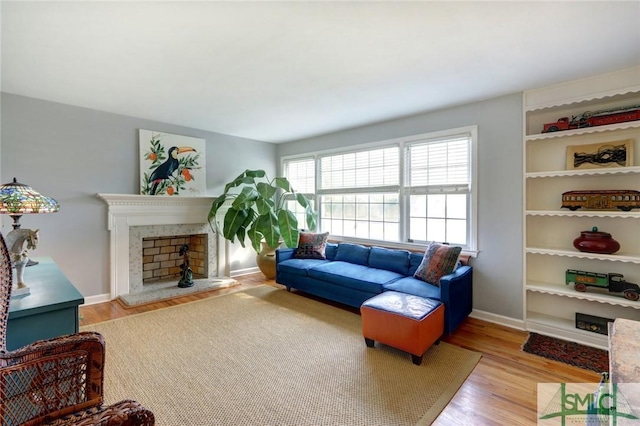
208 169 317 278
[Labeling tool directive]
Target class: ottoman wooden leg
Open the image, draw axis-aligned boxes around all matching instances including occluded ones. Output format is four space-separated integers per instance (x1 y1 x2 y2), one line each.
411 354 423 366
365 337 375 348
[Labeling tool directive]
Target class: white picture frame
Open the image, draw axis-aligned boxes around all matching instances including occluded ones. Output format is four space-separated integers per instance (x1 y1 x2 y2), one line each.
139 129 206 196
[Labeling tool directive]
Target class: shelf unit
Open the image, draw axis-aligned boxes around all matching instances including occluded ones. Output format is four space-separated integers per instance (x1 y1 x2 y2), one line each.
523 67 640 349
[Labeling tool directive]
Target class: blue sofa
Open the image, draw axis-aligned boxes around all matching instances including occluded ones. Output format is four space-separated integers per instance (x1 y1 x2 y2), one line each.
275 242 473 334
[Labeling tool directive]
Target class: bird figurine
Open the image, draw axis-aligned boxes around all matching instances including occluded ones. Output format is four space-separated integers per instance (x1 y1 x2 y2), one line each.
148 146 196 195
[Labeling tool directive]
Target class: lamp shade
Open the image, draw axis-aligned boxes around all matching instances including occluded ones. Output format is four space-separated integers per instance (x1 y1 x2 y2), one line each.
0 178 60 215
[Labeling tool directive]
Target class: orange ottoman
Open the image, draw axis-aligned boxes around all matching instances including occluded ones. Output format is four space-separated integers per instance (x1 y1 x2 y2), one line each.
361 291 444 365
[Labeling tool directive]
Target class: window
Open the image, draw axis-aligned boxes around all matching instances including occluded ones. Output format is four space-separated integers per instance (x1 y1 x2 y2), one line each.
283 158 315 230
317 147 400 240
405 135 471 246
282 126 477 252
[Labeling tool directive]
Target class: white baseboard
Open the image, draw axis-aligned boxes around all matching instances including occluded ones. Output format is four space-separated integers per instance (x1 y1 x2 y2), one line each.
470 309 526 331
82 293 111 306
230 267 260 277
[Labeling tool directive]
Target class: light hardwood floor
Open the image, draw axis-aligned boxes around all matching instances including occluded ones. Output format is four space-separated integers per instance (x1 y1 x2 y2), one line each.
80 274 600 425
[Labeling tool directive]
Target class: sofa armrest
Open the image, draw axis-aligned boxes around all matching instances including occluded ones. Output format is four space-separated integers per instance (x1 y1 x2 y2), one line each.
276 248 296 263
438 265 473 334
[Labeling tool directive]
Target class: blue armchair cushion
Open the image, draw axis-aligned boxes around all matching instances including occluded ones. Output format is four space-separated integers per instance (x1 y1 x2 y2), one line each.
413 242 462 286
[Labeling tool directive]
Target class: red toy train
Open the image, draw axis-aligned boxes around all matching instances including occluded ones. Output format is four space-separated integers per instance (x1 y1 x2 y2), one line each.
543 105 640 133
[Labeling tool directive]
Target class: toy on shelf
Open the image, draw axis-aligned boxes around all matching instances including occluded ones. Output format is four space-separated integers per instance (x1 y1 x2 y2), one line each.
573 226 620 254
542 104 640 133
566 269 639 301
561 190 640 211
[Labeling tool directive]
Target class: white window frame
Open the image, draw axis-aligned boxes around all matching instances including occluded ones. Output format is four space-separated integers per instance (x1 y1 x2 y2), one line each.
281 125 478 255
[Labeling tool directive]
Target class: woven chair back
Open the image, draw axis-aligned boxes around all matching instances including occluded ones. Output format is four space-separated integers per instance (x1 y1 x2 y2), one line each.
0 233 12 353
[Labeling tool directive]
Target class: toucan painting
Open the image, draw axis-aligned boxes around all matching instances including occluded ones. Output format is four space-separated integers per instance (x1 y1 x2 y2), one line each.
148 146 196 195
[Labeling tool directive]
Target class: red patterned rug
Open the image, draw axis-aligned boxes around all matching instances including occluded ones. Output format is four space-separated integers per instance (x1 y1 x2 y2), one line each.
522 333 609 373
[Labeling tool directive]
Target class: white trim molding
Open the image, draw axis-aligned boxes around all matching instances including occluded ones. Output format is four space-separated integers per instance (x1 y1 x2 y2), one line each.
97 194 221 299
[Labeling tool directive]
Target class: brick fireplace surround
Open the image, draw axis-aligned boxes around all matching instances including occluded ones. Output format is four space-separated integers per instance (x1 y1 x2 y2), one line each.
97 194 229 300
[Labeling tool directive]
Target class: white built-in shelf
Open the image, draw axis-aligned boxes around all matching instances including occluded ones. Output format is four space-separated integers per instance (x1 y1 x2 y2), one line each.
525 166 640 179
526 281 640 309
526 210 640 219
526 247 640 263
523 68 640 349
525 85 640 113
526 120 640 141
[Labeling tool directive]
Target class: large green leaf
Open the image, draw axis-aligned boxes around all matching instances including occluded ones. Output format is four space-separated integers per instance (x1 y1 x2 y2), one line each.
278 210 299 248
235 209 256 246
232 187 259 210
255 212 280 249
222 207 249 245
305 206 318 232
294 193 317 231
224 170 257 193
246 224 262 253
274 177 291 192
256 182 277 200
245 169 266 179
255 197 275 215
208 194 228 223
295 192 310 208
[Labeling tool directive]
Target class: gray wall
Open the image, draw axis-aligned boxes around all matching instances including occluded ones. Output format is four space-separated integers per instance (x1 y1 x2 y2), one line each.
1 93 275 299
1 91 524 321
278 93 524 320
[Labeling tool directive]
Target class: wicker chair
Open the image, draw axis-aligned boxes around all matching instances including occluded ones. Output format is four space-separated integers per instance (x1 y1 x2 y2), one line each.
0 233 154 425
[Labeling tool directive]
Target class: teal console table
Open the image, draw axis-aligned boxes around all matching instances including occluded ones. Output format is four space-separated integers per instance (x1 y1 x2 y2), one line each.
7 257 84 351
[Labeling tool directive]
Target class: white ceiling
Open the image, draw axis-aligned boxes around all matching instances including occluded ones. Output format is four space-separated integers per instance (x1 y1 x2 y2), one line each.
2 1 640 143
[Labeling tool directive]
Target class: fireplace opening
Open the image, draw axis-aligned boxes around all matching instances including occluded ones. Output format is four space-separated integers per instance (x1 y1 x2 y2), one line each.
142 234 207 284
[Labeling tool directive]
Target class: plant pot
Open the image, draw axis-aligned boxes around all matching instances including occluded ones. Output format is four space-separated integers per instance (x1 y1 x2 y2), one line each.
256 241 279 279
573 227 620 254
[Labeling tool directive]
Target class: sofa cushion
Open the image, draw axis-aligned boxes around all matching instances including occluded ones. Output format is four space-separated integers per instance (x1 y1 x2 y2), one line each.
413 242 462 286
277 258 330 277
335 243 370 266
294 232 329 259
308 261 403 293
325 243 338 261
368 247 410 275
408 252 424 276
383 276 441 300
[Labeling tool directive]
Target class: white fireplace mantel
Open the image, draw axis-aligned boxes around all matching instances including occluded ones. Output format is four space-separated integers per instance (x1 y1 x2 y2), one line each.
97 193 221 299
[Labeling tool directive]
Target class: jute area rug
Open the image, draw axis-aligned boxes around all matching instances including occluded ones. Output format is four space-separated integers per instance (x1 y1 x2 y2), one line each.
82 286 481 425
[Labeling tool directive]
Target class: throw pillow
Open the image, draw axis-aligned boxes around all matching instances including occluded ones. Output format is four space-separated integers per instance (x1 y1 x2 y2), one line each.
413 242 462 286
294 232 329 259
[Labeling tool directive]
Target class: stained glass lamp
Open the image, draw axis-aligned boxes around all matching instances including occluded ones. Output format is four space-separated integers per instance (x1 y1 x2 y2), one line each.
0 177 60 229
0 178 60 275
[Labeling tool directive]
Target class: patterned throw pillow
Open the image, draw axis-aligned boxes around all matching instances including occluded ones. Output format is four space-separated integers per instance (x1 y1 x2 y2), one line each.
413 242 462 286
294 232 330 259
